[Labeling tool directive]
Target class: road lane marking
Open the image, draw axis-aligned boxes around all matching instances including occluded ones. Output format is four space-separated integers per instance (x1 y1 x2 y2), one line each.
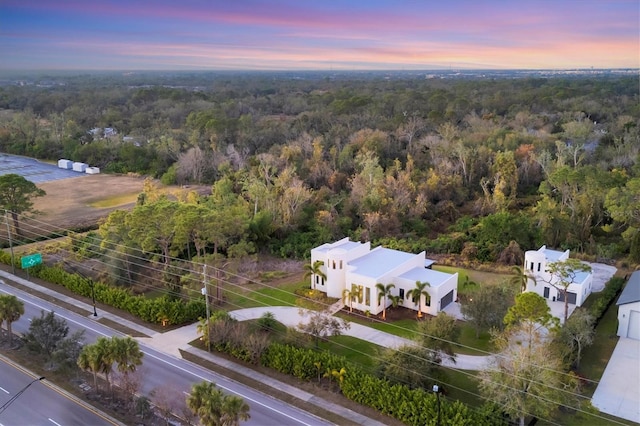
1 286 321 426
143 351 314 426
0 386 9 394
48 419 62 426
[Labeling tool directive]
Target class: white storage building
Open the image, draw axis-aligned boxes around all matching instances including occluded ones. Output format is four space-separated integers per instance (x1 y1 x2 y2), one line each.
58 159 73 169
72 162 88 172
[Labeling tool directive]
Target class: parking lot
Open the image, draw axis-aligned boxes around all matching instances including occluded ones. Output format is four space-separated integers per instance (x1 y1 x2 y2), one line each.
0 154 85 183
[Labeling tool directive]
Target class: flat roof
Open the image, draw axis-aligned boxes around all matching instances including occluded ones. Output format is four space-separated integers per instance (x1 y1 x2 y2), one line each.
543 248 566 262
348 247 415 279
398 267 454 287
314 239 364 255
573 270 591 284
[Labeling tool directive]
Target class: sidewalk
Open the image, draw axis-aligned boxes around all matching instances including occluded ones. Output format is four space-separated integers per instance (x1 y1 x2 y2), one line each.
0 269 388 426
0 269 157 336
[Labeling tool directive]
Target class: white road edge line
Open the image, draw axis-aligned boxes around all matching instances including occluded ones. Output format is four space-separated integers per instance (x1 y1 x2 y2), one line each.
0 386 9 394
143 351 313 426
48 419 62 426
2 287 316 426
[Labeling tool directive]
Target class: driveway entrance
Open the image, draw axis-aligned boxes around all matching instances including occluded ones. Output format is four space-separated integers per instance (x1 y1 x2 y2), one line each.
591 338 640 423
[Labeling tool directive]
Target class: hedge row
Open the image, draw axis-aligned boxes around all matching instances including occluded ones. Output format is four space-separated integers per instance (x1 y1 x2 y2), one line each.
259 343 503 426
0 252 205 325
589 276 625 324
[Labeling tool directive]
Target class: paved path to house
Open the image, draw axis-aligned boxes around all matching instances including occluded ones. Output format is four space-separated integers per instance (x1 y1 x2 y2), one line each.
228 305 492 370
591 338 640 424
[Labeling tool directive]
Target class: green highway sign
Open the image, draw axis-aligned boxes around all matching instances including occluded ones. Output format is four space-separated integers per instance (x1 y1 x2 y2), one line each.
21 253 42 269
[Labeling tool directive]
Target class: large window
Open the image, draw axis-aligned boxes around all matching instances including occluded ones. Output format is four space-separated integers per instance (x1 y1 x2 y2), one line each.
365 287 370 306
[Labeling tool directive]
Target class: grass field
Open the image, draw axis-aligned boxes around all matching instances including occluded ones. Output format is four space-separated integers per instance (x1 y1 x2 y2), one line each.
88 192 140 208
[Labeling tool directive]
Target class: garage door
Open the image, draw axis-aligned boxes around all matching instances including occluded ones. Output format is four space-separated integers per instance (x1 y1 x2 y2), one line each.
557 291 577 304
629 311 640 340
440 290 454 309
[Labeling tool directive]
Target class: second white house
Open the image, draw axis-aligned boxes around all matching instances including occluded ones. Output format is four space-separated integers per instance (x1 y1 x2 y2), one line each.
524 245 593 307
309 238 458 317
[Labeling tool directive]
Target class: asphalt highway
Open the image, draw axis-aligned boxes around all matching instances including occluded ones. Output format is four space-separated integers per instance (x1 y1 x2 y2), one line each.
0 282 333 426
0 358 113 426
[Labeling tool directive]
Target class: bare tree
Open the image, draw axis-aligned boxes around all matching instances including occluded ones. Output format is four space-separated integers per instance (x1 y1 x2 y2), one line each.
298 309 350 348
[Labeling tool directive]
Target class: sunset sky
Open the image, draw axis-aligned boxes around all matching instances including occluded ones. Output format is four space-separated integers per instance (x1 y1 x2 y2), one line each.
1 0 638 71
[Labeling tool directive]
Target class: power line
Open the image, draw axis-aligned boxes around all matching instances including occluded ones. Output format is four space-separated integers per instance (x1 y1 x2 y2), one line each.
4 211 622 424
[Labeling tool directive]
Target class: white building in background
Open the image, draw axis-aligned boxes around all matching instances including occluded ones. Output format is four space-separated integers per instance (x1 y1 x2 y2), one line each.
524 245 593 307
617 271 640 340
72 162 88 173
309 238 458 316
57 159 73 169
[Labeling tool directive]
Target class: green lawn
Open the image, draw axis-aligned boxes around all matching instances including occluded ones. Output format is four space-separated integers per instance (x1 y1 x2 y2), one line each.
319 335 383 369
441 369 483 407
456 322 493 355
225 281 302 309
432 265 507 288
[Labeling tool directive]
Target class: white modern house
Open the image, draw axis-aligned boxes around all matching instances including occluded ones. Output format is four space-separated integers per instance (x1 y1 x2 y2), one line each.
617 271 640 340
309 238 458 317
524 245 593 307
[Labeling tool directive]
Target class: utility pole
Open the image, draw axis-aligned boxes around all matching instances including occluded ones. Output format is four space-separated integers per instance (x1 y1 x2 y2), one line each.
201 264 210 351
433 384 441 426
4 210 15 274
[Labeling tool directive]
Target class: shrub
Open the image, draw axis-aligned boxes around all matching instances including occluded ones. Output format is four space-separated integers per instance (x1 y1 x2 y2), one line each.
588 277 624 324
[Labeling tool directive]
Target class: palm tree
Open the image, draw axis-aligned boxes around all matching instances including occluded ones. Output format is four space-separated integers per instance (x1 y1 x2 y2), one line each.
220 394 251 426
187 381 224 426
331 367 347 385
0 295 24 344
187 381 251 426
342 288 353 313
375 283 395 320
93 336 116 392
406 280 430 318
77 344 103 391
510 265 535 293
303 260 326 290
112 336 143 376
389 294 403 310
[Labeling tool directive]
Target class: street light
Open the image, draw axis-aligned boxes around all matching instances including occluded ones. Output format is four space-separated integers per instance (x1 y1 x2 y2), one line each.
0 376 45 415
432 384 441 426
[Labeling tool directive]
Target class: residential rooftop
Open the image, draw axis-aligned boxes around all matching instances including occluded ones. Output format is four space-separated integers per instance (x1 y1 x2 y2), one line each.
617 271 640 305
314 238 364 254
542 247 568 262
348 247 415 279
398 267 454 287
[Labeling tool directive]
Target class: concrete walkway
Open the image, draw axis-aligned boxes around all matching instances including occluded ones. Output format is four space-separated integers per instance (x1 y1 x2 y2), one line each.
229 306 492 370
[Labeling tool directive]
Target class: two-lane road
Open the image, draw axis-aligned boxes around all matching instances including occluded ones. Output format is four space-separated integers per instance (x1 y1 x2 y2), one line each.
0 281 332 426
0 358 113 426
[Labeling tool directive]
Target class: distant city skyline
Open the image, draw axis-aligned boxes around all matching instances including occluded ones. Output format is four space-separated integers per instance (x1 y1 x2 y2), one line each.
1 0 638 71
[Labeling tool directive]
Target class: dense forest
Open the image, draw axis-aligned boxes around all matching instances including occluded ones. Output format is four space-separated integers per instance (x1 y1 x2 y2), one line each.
0 71 638 265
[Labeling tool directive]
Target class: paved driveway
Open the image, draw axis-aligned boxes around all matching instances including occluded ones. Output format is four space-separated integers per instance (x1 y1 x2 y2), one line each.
591 338 640 423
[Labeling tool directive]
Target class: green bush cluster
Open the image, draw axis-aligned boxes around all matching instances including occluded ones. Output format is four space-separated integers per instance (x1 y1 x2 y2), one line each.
3 259 205 325
258 342 502 425
588 276 625 324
